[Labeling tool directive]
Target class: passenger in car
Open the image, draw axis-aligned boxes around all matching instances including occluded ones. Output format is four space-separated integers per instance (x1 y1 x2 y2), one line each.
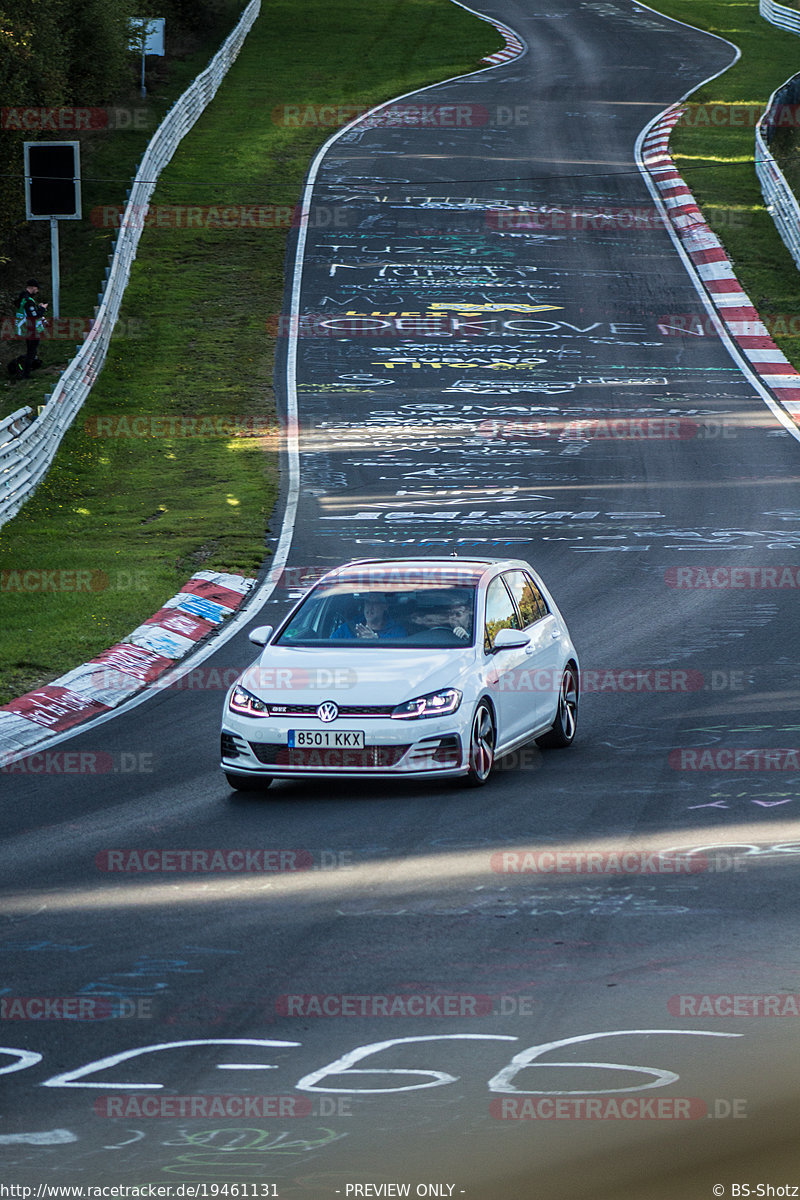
331 594 406 640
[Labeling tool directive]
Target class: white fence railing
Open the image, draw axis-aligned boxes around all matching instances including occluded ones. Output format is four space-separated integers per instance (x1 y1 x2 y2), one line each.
0 406 33 468
758 3 800 269
0 0 261 527
760 0 800 34
756 74 800 271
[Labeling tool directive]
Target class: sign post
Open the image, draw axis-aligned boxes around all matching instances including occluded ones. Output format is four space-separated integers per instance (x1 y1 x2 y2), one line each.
24 141 82 320
129 18 166 98
50 217 59 317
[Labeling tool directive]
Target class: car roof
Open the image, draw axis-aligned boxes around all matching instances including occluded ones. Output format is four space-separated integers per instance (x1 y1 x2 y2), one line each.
319 557 535 581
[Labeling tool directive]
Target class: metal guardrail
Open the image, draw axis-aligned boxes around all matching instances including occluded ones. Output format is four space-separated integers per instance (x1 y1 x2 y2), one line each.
0 408 33 448
760 0 800 35
0 0 261 527
755 73 800 272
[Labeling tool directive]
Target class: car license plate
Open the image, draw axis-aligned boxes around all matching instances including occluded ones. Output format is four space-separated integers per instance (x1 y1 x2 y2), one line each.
288 729 365 749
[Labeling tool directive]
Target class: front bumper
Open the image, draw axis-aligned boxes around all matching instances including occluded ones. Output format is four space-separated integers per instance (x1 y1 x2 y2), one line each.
220 725 465 779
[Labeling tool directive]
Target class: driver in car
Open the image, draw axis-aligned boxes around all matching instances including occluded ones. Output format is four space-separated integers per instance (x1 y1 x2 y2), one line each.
332 594 406 640
410 595 473 640
447 598 473 641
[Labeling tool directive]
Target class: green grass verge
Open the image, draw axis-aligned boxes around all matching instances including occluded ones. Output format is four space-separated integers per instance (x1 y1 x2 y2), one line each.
0 0 500 705
646 0 800 361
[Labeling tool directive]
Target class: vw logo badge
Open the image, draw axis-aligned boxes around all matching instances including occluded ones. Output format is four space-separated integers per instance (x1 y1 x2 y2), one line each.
317 701 338 723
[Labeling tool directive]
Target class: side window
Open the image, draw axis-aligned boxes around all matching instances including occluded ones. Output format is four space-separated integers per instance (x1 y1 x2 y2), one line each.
504 570 549 627
484 577 521 652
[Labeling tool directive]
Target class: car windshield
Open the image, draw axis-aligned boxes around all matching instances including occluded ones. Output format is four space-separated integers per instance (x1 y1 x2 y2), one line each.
274 570 481 648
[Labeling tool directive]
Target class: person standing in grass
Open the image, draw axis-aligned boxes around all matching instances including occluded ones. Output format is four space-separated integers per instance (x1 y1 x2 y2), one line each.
14 279 48 379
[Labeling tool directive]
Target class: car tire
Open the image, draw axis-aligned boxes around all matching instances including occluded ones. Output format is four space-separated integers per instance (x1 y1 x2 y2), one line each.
225 772 273 792
462 701 496 787
536 664 578 748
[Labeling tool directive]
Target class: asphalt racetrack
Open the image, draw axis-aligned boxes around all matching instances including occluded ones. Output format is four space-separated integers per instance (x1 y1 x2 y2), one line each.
3 1 800 1195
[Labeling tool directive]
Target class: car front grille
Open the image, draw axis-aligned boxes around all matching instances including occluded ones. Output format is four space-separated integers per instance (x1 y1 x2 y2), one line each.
263 704 396 718
248 742 410 769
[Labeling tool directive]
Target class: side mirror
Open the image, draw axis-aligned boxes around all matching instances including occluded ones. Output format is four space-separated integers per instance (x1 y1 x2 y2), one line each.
492 627 530 652
248 624 273 647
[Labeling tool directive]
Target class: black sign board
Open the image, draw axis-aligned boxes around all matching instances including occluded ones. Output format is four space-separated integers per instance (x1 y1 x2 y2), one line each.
24 141 81 220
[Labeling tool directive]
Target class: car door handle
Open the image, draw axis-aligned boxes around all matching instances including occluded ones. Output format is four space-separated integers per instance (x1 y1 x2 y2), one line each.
550 629 560 640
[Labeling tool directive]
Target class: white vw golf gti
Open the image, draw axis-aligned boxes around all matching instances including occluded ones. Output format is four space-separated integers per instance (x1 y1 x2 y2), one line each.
221 557 579 789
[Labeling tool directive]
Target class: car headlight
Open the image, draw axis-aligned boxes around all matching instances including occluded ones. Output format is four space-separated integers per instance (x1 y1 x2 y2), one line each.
391 688 462 720
229 684 269 717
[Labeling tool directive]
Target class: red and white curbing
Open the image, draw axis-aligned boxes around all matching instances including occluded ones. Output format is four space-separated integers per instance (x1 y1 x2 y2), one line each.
642 105 800 421
481 19 525 65
0 571 255 760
